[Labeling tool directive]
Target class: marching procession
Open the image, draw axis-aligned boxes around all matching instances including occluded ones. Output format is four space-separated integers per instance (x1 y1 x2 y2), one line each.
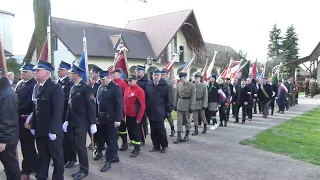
0 55 312 179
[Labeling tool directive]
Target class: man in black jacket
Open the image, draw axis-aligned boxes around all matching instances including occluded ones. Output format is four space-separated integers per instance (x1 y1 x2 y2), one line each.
0 69 20 180
31 60 64 180
97 70 123 172
15 63 37 179
145 69 173 153
136 65 149 144
63 64 97 179
56 61 77 168
258 77 273 118
234 79 250 124
246 78 256 121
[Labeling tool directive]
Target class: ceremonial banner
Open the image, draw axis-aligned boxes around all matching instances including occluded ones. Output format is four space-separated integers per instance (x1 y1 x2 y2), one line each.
79 31 89 83
251 59 257 79
164 54 178 72
218 88 226 101
115 47 129 80
235 59 250 79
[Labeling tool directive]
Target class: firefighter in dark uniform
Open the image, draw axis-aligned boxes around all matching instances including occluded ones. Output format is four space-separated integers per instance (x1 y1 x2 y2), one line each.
56 61 76 168
96 70 123 172
136 65 149 145
146 69 174 153
123 75 146 157
31 60 64 180
88 65 102 150
15 63 37 179
0 69 21 180
63 64 97 179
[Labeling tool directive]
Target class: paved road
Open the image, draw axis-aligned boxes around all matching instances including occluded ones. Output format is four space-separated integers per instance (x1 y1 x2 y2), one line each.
1 96 320 180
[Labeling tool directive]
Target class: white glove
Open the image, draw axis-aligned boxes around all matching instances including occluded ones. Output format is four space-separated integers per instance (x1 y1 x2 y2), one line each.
275 97 278 100
90 124 97 134
114 121 121 128
62 121 69 132
49 133 57 141
254 94 257 97
30 129 35 136
244 102 248 105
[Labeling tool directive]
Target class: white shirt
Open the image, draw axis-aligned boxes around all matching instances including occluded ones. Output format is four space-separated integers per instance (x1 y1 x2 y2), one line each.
58 76 68 82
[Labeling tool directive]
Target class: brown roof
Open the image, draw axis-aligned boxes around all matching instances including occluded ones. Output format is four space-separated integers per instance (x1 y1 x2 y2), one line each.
125 9 203 59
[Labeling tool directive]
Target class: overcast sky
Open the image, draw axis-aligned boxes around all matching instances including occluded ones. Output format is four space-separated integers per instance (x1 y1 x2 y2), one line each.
1 0 320 61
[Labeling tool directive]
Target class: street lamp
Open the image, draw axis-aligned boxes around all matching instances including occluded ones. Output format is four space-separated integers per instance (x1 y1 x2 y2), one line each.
145 56 153 66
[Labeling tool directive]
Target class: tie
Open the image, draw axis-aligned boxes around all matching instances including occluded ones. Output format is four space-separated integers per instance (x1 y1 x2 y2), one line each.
39 85 43 92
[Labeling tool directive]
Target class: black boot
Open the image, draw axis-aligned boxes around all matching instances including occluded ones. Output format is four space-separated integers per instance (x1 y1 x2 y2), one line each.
119 135 128 151
219 121 223 127
174 132 182 144
112 155 120 163
202 124 207 134
130 145 140 157
191 126 198 136
224 120 227 127
100 161 111 172
181 130 189 142
94 150 103 161
170 127 175 137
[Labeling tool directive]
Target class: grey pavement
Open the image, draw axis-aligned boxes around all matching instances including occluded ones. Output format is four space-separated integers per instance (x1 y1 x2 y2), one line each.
1 96 320 180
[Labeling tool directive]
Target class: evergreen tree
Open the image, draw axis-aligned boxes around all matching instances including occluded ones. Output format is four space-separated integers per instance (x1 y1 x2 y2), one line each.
282 25 299 62
267 24 282 59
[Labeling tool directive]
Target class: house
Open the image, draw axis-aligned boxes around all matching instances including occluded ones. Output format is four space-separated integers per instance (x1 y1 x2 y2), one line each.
0 10 15 57
25 9 239 79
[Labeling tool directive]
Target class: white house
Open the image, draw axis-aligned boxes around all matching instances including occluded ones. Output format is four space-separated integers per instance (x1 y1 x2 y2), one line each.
0 10 14 57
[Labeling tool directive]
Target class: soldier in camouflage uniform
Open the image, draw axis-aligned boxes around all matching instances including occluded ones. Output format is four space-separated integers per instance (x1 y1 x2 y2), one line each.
161 69 175 137
174 72 196 144
191 72 208 135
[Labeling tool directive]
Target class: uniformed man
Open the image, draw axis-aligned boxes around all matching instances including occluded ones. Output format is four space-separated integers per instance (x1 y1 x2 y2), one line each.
15 63 37 180
136 65 149 145
231 78 239 117
246 78 256 121
31 60 64 180
258 77 273 118
96 70 123 172
0 68 21 180
123 75 146 157
146 69 173 152
234 79 250 124
88 65 102 150
62 64 97 179
191 72 208 135
112 68 129 152
56 61 76 168
206 74 221 130
174 72 196 144
218 78 231 127
225 78 234 121
283 78 290 110
161 69 176 137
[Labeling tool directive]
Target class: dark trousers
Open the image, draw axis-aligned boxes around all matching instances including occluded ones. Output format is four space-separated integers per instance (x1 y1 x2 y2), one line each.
118 120 127 144
218 106 226 123
226 106 231 120
247 104 253 119
63 125 76 163
150 120 168 149
278 98 286 112
97 123 106 151
0 146 20 180
20 128 37 175
72 126 89 174
100 122 119 162
270 99 275 114
253 100 258 113
286 97 289 109
126 116 142 145
235 104 247 122
232 104 236 116
140 114 147 143
206 110 217 124
258 101 262 113
36 133 64 180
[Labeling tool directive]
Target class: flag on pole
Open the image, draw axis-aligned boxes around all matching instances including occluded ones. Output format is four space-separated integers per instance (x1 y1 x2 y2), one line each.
108 65 114 72
201 58 209 82
0 39 7 74
164 54 178 72
79 30 89 83
251 59 257 79
235 59 250 79
47 15 51 63
259 71 265 80
38 39 49 62
205 51 218 80
114 47 129 80
181 54 195 73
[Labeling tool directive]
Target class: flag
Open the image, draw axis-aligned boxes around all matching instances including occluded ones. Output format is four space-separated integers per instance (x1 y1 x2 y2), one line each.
235 59 250 80
205 51 218 80
23 112 33 129
218 88 226 101
223 60 241 79
273 75 278 85
259 71 265 80
181 55 195 73
115 47 129 80
39 39 49 62
108 65 114 72
79 30 89 83
279 83 288 94
251 59 257 79
201 58 209 82
0 39 7 74
164 54 178 72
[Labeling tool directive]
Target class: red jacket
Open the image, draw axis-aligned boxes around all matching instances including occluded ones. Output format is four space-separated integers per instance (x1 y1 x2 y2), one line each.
123 85 146 122
114 78 128 92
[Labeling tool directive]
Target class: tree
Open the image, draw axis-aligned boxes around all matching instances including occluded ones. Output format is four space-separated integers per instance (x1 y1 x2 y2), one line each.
33 0 51 59
267 24 282 60
6 58 22 78
282 25 299 62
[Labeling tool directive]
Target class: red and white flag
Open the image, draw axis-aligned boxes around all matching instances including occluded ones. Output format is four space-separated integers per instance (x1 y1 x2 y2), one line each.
279 83 288 94
218 89 226 101
164 54 178 72
23 112 33 129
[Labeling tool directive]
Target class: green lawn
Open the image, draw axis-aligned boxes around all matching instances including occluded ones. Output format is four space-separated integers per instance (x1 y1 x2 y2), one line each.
240 107 320 165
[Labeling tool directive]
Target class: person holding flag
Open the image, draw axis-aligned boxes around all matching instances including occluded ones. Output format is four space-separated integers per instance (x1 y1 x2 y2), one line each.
206 74 221 130
15 63 37 179
218 78 231 127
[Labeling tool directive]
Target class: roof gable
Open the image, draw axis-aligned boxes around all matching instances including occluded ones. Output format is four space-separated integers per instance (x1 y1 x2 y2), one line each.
125 9 203 59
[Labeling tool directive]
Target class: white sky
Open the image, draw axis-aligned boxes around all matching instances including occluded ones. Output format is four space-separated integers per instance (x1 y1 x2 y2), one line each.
1 0 320 61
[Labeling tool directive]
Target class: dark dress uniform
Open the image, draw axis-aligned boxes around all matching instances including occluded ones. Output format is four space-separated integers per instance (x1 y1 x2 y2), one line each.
56 61 76 166
225 81 234 121
145 74 173 152
270 83 278 115
31 60 64 180
219 82 231 126
66 65 96 178
246 81 256 120
277 82 288 113
97 71 123 172
136 65 149 144
0 74 20 180
234 84 250 123
257 82 273 118
15 63 37 175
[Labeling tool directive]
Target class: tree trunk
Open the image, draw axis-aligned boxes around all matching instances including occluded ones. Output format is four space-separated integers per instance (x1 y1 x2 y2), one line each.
33 0 51 60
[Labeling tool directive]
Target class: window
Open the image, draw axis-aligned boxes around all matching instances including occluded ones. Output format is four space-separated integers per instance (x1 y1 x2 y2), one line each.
179 46 184 62
53 35 58 51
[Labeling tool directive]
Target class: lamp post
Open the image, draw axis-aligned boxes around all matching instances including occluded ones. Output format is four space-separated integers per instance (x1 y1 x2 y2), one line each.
145 56 153 76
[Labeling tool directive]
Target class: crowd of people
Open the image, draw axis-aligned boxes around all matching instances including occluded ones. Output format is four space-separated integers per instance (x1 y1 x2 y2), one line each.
0 59 312 180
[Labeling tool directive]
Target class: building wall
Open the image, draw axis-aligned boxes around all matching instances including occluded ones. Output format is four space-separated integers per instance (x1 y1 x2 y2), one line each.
166 29 192 62
0 12 14 53
54 39 76 68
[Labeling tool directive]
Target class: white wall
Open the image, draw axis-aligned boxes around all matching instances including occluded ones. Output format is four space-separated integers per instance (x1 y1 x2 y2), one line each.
317 62 320 82
166 29 192 63
295 66 309 76
54 38 76 69
0 13 14 53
